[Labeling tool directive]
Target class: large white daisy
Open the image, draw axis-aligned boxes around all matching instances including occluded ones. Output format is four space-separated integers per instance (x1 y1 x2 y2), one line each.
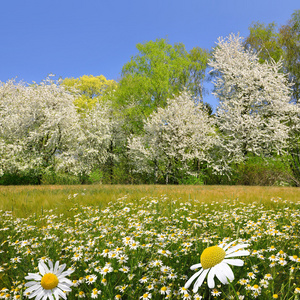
24 259 74 300
185 240 250 292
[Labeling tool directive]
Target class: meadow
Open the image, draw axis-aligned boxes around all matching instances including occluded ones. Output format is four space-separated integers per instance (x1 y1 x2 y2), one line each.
0 185 299 299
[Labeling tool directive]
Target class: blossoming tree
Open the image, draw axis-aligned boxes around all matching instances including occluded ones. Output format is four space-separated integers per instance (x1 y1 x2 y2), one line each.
0 77 81 179
128 91 216 183
209 33 298 173
58 100 114 176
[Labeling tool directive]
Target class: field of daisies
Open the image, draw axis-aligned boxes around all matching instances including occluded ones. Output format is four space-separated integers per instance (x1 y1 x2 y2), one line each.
0 192 300 300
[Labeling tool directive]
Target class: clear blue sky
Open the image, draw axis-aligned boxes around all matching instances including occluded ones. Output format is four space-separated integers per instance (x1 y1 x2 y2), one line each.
0 0 298 109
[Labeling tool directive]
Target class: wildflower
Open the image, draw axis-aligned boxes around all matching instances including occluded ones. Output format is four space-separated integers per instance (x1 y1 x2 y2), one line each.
289 255 298 262
185 240 250 292
119 266 130 273
247 272 256 279
91 288 101 299
86 274 97 284
294 287 300 294
24 260 73 299
264 273 273 280
179 287 189 294
182 293 191 299
115 295 122 299
238 278 249 285
158 249 172 257
160 286 171 295
10 257 21 263
273 294 279 299
78 291 85 298
139 276 148 283
269 255 278 262
211 288 221 296
140 293 152 299
259 279 269 288
100 266 113 276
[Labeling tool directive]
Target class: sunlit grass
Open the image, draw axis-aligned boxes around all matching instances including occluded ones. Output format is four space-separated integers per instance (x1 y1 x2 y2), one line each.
0 185 299 218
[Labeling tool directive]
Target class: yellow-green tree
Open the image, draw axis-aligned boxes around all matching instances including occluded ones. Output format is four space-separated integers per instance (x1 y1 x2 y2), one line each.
62 75 117 112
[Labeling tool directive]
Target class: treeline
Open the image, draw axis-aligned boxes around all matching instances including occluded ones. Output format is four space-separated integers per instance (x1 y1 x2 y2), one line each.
0 11 299 186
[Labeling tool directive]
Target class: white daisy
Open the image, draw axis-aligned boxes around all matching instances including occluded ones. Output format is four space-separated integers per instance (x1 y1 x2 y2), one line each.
185 240 250 292
24 259 74 299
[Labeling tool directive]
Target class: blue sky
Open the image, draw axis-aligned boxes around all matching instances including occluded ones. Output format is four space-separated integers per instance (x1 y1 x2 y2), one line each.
0 0 298 109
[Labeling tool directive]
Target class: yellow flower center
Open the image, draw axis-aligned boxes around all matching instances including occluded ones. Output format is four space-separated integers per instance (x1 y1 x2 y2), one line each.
40 273 59 290
200 246 226 269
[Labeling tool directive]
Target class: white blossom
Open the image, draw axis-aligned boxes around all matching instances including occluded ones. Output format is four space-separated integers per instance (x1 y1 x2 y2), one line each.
128 91 216 183
209 33 298 171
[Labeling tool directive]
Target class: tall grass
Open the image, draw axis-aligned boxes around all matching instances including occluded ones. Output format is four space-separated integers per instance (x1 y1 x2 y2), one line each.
0 185 299 218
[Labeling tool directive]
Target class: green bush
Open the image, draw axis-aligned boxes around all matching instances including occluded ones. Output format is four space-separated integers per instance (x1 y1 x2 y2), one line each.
0 171 40 185
235 156 293 186
41 170 80 185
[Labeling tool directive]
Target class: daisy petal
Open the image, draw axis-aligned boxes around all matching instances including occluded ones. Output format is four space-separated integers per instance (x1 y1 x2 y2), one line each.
25 273 42 281
47 260 53 272
193 269 209 293
184 269 204 289
54 261 60 273
207 267 216 288
55 288 67 299
190 263 202 270
28 286 43 299
220 262 234 281
57 282 72 292
38 261 49 275
225 244 250 255
225 250 250 258
220 240 236 250
24 284 40 294
214 264 228 284
56 264 66 276
223 258 244 266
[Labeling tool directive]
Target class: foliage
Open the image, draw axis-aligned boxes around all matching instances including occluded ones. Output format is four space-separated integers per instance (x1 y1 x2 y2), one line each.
245 10 300 104
244 22 283 63
41 170 81 185
62 75 117 112
115 38 210 134
235 156 293 186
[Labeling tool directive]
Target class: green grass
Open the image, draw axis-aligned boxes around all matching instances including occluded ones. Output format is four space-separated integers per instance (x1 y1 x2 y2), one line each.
0 185 299 299
0 185 299 218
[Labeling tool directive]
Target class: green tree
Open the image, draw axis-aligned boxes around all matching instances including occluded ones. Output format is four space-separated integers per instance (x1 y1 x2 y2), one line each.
244 11 300 185
115 38 210 133
244 10 300 103
62 75 117 112
279 10 300 103
244 22 283 63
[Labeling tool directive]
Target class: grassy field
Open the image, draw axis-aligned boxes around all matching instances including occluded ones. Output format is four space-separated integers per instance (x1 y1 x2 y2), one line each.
0 185 299 299
0 185 299 218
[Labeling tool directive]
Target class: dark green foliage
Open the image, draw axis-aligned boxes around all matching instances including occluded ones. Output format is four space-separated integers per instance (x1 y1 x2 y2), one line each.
234 156 293 186
0 171 40 185
40 170 81 185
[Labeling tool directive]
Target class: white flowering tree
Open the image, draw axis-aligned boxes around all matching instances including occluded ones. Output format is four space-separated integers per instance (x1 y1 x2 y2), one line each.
209 33 298 172
128 91 216 183
0 77 81 179
58 100 115 176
